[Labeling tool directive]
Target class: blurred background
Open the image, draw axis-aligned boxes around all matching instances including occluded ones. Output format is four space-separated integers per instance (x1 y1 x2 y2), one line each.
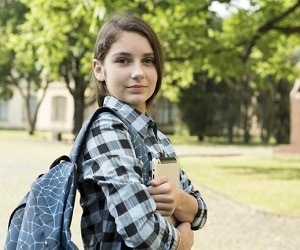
1 0 300 249
1 0 300 145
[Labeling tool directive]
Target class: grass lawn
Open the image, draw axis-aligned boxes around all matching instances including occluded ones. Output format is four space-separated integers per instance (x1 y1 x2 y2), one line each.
180 154 300 216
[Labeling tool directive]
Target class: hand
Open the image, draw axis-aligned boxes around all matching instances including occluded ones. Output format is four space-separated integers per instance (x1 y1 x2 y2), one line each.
147 176 179 216
177 222 194 250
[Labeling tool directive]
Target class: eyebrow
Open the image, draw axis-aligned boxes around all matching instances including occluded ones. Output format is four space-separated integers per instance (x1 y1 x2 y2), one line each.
112 52 155 57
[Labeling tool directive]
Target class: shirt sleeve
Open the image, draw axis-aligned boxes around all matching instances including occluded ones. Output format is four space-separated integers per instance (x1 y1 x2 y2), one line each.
80 113 180 249
157 131 208 230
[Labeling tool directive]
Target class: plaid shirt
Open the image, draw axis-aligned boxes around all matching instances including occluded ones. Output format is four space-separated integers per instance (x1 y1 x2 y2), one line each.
77 96 207 249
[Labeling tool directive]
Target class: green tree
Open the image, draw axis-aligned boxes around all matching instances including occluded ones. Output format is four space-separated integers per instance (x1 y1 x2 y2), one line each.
11 0 217 134
16 0 98 134
1 0 299 139
0 0 50 134
185 0 300 143
178 73 244 143
256 77 291 144
0 0 27 99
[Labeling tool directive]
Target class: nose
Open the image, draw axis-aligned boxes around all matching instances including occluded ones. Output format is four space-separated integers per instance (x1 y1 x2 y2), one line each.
131 62 145 80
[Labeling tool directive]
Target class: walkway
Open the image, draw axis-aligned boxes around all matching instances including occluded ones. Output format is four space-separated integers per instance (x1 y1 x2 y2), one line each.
0 135 299 249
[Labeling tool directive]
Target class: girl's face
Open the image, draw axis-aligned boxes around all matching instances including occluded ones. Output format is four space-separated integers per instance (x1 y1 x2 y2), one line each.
93 31 158 114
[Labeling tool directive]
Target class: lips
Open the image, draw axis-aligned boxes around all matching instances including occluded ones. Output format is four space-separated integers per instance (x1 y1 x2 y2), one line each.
129 85 146 88
128 85 146 93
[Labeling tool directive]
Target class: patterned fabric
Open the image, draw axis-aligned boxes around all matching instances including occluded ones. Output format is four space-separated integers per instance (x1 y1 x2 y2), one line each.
77 96 207 249
5 159 78 250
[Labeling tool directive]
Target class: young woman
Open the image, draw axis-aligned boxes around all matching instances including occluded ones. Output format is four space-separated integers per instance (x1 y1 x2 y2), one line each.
77 13 207 249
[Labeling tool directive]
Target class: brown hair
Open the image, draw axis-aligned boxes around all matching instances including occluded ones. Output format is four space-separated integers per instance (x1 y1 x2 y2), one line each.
93 13 164 107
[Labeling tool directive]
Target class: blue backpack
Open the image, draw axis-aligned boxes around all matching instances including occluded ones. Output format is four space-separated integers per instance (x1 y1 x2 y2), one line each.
4 107 117 250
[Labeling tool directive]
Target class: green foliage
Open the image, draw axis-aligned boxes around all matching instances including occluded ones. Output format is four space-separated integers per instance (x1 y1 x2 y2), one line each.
256 77 291 144
0 0 300 138
0 0 27 95
178 73 245 142
177 0 300 143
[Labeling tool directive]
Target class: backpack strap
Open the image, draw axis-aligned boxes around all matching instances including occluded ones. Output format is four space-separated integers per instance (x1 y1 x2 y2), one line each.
69 107 116 163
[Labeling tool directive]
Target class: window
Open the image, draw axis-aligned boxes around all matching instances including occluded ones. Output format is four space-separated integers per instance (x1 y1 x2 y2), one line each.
52 96 67 122
157 98 174 125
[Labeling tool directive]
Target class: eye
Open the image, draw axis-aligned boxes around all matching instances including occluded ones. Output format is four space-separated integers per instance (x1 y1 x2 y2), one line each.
116 57 130 64
143 57 155 65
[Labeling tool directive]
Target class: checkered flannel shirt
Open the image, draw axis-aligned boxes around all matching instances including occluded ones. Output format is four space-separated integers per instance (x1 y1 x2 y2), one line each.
77 96 207 249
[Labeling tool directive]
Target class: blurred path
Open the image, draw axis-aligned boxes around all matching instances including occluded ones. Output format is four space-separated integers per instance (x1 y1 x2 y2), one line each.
1 135 299 249
193 184 300 250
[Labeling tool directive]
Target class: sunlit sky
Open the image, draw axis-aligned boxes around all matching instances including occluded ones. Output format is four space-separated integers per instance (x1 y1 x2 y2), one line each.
209 0 250 18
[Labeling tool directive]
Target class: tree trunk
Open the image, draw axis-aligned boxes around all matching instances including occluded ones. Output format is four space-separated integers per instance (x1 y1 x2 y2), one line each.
72 84 85 136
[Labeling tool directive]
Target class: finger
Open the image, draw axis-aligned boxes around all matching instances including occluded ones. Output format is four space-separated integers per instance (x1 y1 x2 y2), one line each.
150 176 169 186
157 209 173 216
156 205 174 216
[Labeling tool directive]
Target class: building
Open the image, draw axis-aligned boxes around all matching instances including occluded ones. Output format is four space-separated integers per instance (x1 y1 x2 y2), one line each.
0 82 176 135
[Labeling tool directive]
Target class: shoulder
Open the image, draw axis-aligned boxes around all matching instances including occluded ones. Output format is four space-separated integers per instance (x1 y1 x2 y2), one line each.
93 108 127 130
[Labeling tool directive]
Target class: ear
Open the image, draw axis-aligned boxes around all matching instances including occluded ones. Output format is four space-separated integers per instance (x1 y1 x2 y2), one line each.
93 59 105 82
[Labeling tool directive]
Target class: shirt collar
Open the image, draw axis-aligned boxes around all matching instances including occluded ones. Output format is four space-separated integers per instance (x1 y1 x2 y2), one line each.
103 96 157 137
